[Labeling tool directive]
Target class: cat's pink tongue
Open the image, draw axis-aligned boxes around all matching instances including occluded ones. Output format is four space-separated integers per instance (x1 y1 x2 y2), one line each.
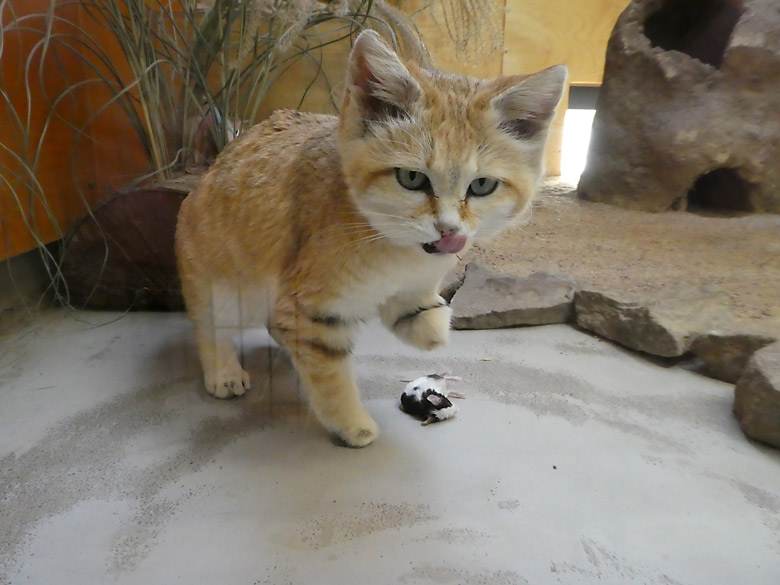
432 234 467 254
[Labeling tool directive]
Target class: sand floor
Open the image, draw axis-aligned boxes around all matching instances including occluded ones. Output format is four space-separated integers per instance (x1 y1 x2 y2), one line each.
464 182 780 333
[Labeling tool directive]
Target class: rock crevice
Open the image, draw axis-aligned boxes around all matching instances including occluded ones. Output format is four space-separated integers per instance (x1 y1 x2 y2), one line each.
578 0 780 213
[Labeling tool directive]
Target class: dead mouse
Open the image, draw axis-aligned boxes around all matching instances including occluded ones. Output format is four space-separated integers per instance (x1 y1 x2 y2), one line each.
399 374 465 425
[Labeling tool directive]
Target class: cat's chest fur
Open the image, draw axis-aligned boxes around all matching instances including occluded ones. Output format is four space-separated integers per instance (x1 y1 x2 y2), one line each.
322 248 456 320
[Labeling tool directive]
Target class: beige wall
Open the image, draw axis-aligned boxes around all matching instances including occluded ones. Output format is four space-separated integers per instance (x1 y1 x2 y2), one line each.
503 0 631 174
503 0 630 85
263 0 630 175
259 1 509 118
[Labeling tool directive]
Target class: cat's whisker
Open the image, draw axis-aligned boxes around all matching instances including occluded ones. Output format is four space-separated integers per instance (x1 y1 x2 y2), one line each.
344 209 421 225
319 227 392 245
339 218 415 231
327 223 406 237
339 218 404 227
341 213 411 225
362 213 411 222
358 208 410 218
335 233 391 254
325 225 376 234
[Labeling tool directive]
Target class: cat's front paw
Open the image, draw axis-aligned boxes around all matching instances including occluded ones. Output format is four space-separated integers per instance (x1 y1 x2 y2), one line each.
392 304 451 351
204 364 251 399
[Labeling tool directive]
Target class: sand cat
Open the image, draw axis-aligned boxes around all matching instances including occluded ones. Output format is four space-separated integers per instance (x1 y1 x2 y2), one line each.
176 30 566 447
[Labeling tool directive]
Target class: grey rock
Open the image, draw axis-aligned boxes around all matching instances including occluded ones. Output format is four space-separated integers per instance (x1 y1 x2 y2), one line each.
539 180 577 198
691 331 777 383
450 264 576 330
734 342 780 449
439 271 464 302
578 0 780 213
574 286 729 358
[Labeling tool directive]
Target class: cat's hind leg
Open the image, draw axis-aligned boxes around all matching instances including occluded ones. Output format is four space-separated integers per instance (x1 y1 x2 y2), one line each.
184 279 250 398
195 325 251 398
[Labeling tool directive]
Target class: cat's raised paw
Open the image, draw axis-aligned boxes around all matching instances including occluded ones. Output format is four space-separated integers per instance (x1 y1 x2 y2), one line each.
393 304 451 351
205 366 251 399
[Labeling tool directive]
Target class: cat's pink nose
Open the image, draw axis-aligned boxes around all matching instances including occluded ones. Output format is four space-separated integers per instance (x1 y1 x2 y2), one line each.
436 222 459 237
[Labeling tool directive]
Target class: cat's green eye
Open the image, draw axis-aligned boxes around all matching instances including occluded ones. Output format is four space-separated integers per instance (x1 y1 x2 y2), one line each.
468 177 499 197
395 168 430 191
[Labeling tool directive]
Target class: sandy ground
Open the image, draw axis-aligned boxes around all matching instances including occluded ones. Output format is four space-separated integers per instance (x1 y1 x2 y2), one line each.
463 181 780 333
2 311 780 584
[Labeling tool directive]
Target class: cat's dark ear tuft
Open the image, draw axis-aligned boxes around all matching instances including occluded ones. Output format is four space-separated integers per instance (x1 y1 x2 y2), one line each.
493 65 568 141
346 30 422 125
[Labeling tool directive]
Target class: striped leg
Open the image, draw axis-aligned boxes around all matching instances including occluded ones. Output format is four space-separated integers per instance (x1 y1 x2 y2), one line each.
271 295 378 447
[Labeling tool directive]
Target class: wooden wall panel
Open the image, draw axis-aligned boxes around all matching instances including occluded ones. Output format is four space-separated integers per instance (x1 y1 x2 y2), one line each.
405 0 506 78
0 0 148 261
503 0 630 174
1 0 86 259
256 21 353 120
503 0 629 85
259 1 507 120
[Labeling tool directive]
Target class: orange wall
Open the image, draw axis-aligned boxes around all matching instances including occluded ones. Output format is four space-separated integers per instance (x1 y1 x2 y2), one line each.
0 0 148 260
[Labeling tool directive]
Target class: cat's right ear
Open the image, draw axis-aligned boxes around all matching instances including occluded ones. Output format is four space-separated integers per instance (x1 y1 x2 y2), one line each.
344 30 422 127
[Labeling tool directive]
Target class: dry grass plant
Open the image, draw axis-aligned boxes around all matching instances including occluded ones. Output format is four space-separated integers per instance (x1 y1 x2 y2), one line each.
397 0 503 64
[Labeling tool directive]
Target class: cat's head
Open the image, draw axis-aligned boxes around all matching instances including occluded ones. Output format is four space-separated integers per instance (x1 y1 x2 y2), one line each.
339 30 567 256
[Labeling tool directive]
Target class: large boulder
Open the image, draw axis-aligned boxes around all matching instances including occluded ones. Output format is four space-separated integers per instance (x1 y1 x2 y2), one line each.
578 0 780 213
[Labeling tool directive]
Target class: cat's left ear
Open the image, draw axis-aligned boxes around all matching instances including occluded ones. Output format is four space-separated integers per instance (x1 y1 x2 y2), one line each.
491 65 568 141
345 30 422 125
